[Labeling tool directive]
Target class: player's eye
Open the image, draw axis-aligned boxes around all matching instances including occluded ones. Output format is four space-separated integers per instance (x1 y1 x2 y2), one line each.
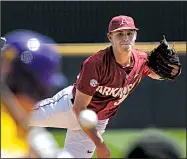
127 31 134 36
118 32 124 36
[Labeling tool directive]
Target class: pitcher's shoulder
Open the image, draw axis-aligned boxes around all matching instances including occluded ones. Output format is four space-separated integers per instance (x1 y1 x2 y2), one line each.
133 49 149 60
84 46 111 64
93 46 111 58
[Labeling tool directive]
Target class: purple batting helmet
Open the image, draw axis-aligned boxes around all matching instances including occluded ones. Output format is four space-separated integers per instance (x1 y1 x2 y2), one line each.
3 29 60 87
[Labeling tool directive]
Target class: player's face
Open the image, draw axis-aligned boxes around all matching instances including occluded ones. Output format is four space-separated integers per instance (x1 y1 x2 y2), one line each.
108 30 137 52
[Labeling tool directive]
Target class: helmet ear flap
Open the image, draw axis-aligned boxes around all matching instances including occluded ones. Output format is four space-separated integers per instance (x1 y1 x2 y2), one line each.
1 37 6 49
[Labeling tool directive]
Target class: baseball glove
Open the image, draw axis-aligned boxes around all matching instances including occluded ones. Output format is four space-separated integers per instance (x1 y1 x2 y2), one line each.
147 35 181 80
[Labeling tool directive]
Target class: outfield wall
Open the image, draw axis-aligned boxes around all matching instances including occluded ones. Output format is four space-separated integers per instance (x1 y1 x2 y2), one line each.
2 1 187 42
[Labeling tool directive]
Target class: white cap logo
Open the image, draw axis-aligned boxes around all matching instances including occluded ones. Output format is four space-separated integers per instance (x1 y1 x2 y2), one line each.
21 51 33 64
27 38 40 51
120 16 130 25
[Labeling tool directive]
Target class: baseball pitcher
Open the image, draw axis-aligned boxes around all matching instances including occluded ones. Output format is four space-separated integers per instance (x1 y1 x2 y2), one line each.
30 15 181 158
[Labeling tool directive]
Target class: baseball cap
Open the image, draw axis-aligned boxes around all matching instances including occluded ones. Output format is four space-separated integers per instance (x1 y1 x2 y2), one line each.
3 29 60 87
108 15 139 33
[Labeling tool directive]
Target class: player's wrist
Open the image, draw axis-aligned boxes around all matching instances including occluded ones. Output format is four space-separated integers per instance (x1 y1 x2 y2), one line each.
83 128 104 147
93 132 104 147
95 140 106 148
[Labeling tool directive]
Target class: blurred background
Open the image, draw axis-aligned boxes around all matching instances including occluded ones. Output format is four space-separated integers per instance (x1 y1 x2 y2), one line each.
1 1 186 157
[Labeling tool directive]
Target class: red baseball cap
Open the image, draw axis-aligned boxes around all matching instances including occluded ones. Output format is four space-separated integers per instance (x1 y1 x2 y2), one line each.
108 15 139 33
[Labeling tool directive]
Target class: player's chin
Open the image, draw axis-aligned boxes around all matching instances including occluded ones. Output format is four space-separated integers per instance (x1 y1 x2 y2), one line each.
121 45 132 52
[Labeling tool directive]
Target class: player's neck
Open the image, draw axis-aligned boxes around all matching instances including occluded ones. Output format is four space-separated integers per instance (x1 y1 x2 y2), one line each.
113 48 132 66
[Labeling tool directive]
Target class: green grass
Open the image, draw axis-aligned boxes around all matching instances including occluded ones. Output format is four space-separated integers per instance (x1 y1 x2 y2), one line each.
50 129 186 158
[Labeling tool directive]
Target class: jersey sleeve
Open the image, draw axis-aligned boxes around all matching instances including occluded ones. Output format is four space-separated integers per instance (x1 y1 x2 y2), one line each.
76 57 101 96
141 53 152 77
142 64 152 77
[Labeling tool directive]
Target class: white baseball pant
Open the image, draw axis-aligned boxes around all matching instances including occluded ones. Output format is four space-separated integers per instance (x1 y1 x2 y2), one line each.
29 86 109 158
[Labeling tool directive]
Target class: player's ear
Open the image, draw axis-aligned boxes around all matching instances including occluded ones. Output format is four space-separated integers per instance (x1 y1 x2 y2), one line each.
133 31 137 41
107 33 112 42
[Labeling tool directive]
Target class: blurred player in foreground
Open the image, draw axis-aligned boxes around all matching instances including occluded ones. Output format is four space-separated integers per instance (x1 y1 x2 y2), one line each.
30 15 181 158
125 129 182 158
1 30 60 158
